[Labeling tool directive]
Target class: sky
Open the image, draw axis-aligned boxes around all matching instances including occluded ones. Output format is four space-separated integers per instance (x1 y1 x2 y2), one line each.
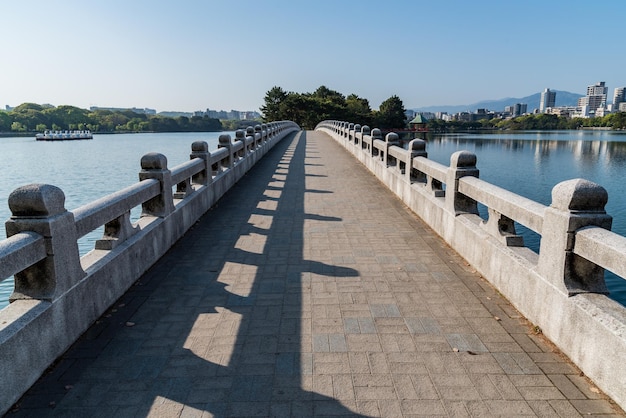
2 0 625 113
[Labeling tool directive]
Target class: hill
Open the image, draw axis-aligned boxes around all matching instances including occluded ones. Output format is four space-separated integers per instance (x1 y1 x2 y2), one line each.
412 90 583 114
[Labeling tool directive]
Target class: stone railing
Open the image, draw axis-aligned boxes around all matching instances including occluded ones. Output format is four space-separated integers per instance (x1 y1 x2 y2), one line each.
0 121 300 414
316 120 626 411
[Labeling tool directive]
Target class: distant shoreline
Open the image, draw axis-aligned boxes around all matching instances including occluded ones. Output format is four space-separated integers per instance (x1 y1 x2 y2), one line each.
0 130 226 138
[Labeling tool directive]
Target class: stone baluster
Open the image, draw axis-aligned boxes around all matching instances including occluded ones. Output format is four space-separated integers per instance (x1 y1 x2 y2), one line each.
385 132 400 166
353 124 362 146
218 134 234 169
190 141 211 186
406 139 427 182
6 184 85 301
139 153 174 218
348 123 355 143
361 125 371 151
96 211 138 250
235 129 247 157
538 179 612 295
255 125 264 145
371 128 383 157
245 126 256 151
480 208 524 247
445 151 479 215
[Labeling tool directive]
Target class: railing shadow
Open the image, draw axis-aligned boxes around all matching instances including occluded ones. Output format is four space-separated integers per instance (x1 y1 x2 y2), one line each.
10 131 369 416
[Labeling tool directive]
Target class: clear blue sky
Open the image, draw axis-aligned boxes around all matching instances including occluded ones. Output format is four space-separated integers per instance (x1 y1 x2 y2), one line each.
2 0 625 112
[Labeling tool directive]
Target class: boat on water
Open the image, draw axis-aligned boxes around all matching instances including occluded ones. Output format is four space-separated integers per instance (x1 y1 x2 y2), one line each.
35 130 93 141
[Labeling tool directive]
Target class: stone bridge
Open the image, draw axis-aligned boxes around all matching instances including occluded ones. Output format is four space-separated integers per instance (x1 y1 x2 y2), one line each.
0 121 625 416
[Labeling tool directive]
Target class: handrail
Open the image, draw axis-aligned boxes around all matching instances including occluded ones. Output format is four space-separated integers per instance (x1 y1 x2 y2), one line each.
73 179 160 238
0 232 46 280
413 156 447 183
459 176 546 234
170 158 205 186
574 226 626 279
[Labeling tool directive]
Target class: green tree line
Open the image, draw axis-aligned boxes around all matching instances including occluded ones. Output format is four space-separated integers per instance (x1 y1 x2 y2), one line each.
260 86 407 130
0 103 223 133
427 112 626 132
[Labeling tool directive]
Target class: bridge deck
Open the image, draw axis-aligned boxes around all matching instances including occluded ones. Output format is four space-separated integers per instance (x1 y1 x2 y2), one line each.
8 131 623 417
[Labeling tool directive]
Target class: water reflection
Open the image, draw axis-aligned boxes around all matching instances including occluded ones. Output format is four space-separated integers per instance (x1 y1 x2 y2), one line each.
409 130 626 305
0 132 230 309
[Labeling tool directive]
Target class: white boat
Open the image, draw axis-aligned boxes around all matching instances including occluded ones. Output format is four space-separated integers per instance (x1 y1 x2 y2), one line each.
35 130 93 141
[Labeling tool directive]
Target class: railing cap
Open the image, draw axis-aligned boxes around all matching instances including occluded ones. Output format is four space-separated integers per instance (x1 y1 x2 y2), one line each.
191 141 208 152
361 125 371 135
235 129 245 140
218 134 232 146
408 138 427 152
141 152 168 170
8 183 66 217
385 132 399 143
371 128 383 139
551 178 608 212
450 150 477 168
246 126 255 135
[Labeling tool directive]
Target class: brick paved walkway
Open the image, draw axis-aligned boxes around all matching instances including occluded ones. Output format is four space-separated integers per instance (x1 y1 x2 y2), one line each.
7 131 624 417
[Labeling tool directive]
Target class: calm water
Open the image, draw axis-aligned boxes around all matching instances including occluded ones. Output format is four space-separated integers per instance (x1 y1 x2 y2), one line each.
1 130 625 308
0 132 230 308
420 130 626 306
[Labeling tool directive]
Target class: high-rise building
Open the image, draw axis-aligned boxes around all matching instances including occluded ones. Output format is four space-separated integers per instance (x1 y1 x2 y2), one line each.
578 81 608 112
539 88 556 113
614 87 626 108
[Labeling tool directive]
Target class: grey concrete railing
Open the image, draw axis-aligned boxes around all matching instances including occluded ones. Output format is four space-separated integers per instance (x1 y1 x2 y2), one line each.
316 120 626 411
0 121 299 415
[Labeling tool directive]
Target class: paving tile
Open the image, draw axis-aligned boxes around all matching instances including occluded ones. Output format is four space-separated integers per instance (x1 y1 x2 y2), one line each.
8 130 625 418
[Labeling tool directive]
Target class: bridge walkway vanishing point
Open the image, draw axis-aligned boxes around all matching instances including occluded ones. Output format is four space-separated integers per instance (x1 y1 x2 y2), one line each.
7 130 624 417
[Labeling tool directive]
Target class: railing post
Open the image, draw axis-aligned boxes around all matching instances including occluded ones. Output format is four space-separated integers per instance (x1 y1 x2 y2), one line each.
190 141 211 186
255 125 264 145
385 133 400 166
235 129 247 158
218 134 234 169
446 151 479 215
406 139 427 182
6 184 85 301
371 128 382 157
246 126 256 151
353 124 361 146
537 179 612 295
139 153 174 218
361 125 370 151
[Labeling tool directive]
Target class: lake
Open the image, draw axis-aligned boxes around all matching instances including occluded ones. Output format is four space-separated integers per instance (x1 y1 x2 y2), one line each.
1 130 625 308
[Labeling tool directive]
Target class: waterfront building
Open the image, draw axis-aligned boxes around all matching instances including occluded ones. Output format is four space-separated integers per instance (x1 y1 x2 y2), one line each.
506 103 527 117
546 106 579 118
614 87 625 108
578 82 608 115
90 106 156 115
540 88 556 113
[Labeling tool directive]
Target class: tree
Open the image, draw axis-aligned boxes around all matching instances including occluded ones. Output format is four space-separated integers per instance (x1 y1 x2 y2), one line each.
260 86 288 122
345 94 373 126
0 111 11 132
375 95 407 129
11 121 26 132
312 86 346 106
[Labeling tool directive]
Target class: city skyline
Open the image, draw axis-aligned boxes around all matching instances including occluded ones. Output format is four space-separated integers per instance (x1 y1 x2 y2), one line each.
2 1 626 112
